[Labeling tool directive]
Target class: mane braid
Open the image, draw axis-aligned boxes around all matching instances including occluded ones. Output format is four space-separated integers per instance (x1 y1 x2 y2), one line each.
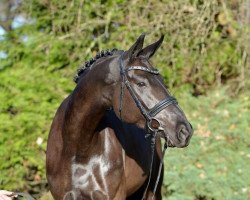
74 48 118 83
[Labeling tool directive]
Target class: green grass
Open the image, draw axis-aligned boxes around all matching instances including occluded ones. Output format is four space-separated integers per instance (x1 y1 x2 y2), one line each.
163 88 250 200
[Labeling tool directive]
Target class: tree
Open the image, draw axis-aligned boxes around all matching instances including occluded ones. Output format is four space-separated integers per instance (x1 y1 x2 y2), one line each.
0 0 21 32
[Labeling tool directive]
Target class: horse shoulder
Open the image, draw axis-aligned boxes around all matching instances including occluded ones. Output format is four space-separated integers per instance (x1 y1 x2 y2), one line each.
46 95 71 177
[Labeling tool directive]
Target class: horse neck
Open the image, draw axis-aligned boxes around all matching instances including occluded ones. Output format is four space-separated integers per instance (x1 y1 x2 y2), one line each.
62 64 114 157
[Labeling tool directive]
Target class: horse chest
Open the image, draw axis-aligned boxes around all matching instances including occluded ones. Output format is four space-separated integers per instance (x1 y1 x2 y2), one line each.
71 146 124 199
72 157 108 190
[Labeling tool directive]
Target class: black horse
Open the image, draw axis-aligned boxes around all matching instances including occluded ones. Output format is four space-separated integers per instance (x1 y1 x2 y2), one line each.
46 34 193 200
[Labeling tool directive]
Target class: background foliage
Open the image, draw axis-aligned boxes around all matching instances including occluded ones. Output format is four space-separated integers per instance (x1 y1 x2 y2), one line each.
0 0 249 199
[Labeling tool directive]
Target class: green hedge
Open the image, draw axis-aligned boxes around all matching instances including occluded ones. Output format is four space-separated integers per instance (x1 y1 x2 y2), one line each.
1 0 248 93
0 65 73 193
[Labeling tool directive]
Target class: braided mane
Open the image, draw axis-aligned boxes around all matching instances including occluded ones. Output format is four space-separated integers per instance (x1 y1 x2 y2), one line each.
74 49 118 83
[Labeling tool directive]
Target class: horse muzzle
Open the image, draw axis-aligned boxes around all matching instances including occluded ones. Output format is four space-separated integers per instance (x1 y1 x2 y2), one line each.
164 122 193 148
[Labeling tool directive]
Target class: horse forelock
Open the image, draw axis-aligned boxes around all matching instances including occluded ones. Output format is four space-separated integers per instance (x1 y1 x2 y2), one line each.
74 49 118 83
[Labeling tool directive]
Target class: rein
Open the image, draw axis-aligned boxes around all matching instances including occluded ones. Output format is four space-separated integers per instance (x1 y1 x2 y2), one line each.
118 52 177 199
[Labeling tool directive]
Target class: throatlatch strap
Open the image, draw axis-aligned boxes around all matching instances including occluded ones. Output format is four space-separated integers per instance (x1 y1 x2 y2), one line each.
119 73 125 120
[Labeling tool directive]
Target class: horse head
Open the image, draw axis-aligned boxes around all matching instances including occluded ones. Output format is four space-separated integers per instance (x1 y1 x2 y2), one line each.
111 33 193 148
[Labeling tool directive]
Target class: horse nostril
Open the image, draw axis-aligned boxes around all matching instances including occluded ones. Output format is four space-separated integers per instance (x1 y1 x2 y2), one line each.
177 125 189 141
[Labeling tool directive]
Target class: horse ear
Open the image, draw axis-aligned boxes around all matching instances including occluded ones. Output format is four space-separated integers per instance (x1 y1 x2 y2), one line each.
126 33 146 61
138 35 164 58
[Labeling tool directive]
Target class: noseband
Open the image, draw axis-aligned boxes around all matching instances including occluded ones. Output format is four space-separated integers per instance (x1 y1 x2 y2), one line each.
118 52 177 134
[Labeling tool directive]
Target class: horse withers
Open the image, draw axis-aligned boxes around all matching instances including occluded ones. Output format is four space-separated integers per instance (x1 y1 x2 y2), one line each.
46 33 193 200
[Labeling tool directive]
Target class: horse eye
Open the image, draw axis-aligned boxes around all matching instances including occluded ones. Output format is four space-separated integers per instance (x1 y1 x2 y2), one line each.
137 82 146 87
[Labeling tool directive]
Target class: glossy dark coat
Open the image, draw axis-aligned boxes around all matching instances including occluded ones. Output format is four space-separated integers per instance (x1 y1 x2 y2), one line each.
46 34 193 200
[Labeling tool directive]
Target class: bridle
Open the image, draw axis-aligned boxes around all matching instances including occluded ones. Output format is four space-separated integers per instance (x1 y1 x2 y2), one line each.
118 51 178 136
119 52 177 133
118 52 178 199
